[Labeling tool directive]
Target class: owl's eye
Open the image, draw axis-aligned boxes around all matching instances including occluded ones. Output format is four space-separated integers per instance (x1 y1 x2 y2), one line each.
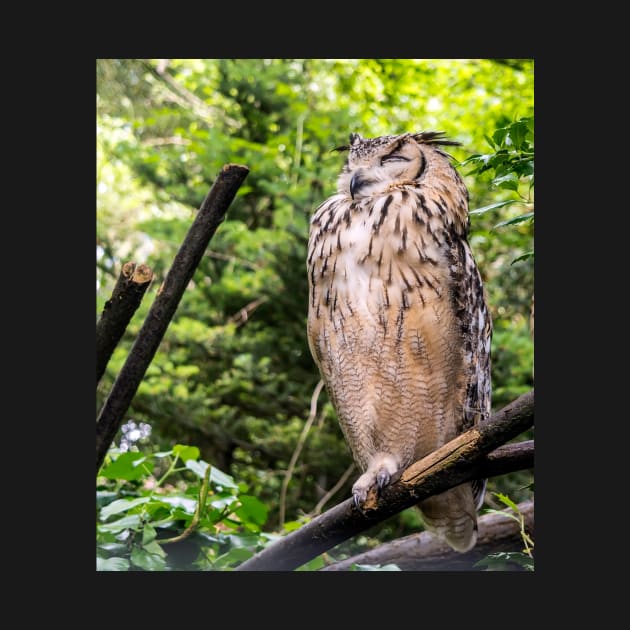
381 154 409 164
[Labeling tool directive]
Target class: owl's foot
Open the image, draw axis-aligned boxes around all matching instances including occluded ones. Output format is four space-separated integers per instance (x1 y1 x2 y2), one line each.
352 454 399 512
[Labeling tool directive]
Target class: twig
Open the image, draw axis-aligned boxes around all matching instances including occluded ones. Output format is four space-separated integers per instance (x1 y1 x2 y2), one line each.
160 463 212 545
228 296 269 326
96 164 250 473
279 380 325 527
96 262 153 386
311 463 356 517
143 60 239 129
234 390 534 571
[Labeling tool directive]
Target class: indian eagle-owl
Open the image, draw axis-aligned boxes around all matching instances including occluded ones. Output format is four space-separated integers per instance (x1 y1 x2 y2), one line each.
306 131 492 552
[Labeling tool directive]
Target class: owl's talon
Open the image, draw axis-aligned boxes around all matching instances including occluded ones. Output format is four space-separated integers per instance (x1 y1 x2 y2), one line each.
376 470 390 489
353 490 367 513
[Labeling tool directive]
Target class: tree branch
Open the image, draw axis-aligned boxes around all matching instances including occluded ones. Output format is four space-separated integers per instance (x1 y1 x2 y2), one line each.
96 262 153 386
234 390 534 571
96 164 250 473
322 500 534 571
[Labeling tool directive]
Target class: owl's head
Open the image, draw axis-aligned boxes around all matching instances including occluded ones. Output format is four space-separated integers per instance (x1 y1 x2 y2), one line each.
335 131 461 200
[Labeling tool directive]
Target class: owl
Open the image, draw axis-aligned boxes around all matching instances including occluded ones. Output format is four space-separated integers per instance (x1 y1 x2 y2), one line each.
306 131 492 552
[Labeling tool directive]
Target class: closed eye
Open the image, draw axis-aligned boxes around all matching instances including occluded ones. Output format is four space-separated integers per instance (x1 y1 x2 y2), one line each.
381 154 409 164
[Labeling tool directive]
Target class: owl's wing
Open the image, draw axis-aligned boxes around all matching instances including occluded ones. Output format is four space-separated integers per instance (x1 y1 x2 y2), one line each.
452 237 492 509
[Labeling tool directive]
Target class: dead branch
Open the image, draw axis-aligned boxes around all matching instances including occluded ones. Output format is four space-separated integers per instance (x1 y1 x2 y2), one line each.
96 262 153 386
322 500 534 571
234 390 533 571
96 164 250 473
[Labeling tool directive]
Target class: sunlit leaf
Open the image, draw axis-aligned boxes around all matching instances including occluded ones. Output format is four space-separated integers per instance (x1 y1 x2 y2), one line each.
493 492 520 513
100 496 151 520
98 514 142 532
173 444 200 462
131 548 167 571
143 540 166 557
142 524 157 545
185 459 208 479
97 557 130 571
99 452 153 481
210 466 238 489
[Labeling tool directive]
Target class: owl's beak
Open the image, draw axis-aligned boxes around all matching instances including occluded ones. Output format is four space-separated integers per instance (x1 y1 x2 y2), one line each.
350 171 367 199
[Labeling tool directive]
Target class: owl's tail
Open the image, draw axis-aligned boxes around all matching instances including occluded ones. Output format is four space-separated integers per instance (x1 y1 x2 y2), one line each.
419 483 479 553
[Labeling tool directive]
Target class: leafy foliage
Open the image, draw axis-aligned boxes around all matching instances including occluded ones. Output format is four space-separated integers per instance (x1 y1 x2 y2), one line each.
475 492 535 572
97 59 534 569
96 444 273 570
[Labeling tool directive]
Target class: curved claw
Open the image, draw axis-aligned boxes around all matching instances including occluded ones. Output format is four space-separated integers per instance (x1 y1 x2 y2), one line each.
353 489 367 514
376 470 390 489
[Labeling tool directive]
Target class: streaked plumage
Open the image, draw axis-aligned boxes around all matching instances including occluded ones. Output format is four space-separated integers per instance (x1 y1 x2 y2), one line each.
306 131 492 552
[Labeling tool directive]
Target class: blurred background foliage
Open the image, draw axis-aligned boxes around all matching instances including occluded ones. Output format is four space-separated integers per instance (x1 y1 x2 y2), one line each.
97 59 533 549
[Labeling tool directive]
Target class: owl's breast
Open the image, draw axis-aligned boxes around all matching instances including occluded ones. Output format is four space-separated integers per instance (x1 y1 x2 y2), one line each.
307 187 459 320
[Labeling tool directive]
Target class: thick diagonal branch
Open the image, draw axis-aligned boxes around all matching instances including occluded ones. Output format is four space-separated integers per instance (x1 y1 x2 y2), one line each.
96 164 250 473
96 262 153 386
234 390 533 571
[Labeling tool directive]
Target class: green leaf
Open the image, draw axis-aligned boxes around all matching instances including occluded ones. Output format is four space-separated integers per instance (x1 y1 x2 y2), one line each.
131 547 167 571
492 173 520 191
97 556 130 571
96 491 118 509
210 465 238 489
493 212 534 229
213 547 254 569
493 492 520 513
493 127 508 147
235 495 268 527
98 514 142 532
208 494 239 510
159 495 198 514
469 199 521 215
142 524 157 545
507 120 529 150
226 533 262 549
143 540 166 557
97 542 128 555
153 450 175 458
173 444 200 462
511 250 534 265
99 452 153 481
100 496 151 520
296 555 326 571
185 459 209 479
